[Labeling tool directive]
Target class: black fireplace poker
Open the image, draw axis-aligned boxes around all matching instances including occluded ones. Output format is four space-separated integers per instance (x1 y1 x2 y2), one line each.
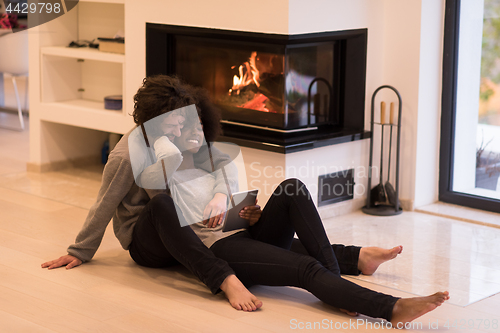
362 85 403 216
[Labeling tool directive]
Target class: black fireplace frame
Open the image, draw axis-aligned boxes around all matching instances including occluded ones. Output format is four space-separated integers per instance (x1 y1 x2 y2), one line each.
146 23 370 153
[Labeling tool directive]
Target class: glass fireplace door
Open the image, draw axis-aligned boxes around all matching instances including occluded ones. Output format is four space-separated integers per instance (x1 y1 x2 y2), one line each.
174 36 338 130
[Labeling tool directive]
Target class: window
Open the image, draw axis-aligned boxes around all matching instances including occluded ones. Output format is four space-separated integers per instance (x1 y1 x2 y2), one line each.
440 0 500 213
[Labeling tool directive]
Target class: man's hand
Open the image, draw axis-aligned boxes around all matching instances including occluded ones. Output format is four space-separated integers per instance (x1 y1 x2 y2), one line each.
239 200 262 226
41 255 82 270
203 193 228 228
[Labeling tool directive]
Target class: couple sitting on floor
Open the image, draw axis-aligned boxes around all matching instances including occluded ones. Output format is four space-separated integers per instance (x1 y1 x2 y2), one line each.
42 75 449 326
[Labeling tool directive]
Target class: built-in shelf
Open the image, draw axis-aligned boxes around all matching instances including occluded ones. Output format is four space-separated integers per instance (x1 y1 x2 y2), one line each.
43 98 117 112
30 0 128 168
39 100 131 133
41 46 125 63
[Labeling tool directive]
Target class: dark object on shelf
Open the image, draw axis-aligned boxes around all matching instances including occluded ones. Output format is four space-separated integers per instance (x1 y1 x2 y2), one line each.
68 39 98 48
362 85 403 216
104 95 122 110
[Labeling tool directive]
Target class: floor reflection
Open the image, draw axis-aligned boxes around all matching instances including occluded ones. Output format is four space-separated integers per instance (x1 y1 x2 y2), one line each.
324 211 500 306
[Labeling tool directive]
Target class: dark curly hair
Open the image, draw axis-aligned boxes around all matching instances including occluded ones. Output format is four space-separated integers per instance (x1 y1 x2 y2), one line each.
132 75 221 142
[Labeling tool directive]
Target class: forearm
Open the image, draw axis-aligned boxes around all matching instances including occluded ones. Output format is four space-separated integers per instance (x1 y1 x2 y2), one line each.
67 158 134 262
138 137 183 191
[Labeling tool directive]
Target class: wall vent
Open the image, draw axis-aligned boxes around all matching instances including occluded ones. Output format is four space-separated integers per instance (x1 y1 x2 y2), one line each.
318 169 355 207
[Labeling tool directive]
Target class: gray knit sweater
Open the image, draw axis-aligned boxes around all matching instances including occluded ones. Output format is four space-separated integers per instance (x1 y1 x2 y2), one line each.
66 130 238 262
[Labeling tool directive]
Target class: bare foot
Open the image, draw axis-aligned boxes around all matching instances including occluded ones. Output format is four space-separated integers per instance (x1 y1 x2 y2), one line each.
358 245 403 275
219 274 262 312
391 292 450 328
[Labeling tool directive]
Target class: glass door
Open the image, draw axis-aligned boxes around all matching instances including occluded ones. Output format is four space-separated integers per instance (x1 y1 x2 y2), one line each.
440 0 500 213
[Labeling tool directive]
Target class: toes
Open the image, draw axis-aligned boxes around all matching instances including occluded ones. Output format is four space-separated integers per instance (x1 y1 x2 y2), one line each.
250 302 257 311
391 246 403 256
236 300 261 312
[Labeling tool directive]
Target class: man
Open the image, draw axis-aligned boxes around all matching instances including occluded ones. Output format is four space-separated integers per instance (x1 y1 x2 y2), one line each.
41 75 263 311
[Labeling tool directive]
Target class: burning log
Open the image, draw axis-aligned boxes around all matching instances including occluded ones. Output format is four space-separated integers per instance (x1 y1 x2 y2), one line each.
224 51 284 113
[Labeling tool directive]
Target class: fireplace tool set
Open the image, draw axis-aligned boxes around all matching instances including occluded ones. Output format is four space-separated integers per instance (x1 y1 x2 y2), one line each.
362 85 403 216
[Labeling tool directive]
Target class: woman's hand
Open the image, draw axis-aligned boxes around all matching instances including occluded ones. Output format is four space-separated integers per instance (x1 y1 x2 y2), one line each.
203 193 228 228
41 255 82 270
239 200 262 226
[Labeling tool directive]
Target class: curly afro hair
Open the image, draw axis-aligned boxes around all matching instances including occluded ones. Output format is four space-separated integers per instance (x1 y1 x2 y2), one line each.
132 75 221 143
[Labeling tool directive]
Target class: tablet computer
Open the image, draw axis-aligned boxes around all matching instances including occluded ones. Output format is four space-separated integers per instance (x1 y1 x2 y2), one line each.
222 189 259 232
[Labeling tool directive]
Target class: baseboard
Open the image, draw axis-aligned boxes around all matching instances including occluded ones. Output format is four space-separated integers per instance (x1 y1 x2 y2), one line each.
400 199 414 211
318 197 414 219
415 202 500 229
27 155 101 173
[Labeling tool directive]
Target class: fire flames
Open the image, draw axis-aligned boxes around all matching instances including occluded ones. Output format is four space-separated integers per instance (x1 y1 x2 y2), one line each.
230 51 260 94
228 51 271 112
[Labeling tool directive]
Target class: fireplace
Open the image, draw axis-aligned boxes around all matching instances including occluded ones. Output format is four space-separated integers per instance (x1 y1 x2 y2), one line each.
146 24 369 152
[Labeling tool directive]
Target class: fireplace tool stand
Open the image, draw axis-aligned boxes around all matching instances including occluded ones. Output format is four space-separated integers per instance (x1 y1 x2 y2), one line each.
362 85 403 216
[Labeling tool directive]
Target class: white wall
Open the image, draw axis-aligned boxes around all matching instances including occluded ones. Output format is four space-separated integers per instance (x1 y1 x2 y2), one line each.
285 141 370 206
414 0 446 207
381 0 422 208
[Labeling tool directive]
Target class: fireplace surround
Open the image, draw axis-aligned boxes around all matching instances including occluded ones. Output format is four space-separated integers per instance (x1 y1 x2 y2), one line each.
146 24 370 153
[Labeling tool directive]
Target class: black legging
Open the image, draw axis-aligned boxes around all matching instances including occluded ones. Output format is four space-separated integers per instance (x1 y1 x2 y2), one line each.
129 179 398 320
211 179 398 321
129 194 235 294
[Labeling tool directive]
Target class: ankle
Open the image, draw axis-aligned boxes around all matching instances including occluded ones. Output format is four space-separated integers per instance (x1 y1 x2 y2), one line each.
391 299 402 319
219 274 236 292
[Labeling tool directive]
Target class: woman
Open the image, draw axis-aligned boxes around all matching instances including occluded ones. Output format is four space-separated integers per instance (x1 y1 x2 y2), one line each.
166 108 449 326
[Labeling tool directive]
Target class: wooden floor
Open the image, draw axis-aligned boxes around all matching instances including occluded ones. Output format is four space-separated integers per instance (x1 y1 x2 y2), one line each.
0 115 499 332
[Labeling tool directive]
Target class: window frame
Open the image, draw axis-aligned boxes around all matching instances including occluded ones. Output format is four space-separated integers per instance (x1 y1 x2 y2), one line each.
439 0 500 213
